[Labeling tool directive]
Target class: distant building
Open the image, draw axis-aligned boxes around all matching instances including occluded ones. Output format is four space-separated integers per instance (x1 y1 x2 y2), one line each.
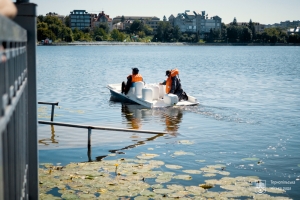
288 27 300 35
70 10 92 30
265 20 300 28
46 12 65 22
92 11 113 31
112 16 160 33
169 10 222 38
228 21 265 33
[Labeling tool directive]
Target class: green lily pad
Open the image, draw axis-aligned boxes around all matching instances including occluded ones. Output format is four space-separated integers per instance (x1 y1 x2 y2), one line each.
182 170 202 174
173 174 192 180
165 164 183 169
242 157 260 161
199 183 214 189
178 140 194 145
203 173 216 177
298 164 300 167
153 188 173 194
173 151 195 156
137 153 159 159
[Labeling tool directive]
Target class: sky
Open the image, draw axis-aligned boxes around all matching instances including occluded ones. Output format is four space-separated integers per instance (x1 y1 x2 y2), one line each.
25 0 299 25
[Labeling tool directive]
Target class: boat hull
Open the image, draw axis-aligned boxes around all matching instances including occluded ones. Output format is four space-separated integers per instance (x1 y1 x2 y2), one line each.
107 83 199 108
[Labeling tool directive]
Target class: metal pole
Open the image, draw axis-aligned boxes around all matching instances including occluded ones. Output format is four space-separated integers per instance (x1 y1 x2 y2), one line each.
51 105 55 121
38 120 168 134
87 128 92 162
14 2 38 200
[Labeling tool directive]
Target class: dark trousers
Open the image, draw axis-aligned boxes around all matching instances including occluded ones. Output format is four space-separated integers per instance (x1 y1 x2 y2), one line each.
121 80 132 95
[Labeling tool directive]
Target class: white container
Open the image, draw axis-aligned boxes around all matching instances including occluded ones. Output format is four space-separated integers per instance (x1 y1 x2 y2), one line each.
142 88 153 101
159 84 165 98
134 81 144 97
163 94 178 106
150 85 159 100
127 87 135 96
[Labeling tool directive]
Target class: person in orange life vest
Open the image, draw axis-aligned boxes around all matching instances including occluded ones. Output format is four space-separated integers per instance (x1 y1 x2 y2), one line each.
160 69 188 101
122 68 143 95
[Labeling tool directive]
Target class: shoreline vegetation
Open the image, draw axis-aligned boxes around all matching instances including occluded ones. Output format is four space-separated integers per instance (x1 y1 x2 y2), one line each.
38 41 300 46
37 15 300 46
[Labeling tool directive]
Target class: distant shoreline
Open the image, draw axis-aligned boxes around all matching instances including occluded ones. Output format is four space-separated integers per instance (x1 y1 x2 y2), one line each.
38 41 300 46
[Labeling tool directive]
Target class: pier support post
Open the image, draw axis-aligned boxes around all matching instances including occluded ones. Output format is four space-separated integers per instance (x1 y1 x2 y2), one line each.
14 2 38 199
87 128 92 162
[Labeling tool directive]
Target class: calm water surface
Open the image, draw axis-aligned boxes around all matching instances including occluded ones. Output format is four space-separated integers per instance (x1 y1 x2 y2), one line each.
37 46 300 198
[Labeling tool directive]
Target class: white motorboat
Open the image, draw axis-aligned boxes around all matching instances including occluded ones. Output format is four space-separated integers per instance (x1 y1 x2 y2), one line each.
107 82 199 108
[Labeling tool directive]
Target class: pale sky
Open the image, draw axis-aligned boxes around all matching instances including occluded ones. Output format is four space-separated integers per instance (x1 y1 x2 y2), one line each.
24 0 299 25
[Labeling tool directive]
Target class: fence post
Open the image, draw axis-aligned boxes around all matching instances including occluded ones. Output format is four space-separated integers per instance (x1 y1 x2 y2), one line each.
14 2 38 199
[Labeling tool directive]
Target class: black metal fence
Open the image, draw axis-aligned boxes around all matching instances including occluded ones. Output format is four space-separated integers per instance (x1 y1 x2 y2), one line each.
0 2 37 198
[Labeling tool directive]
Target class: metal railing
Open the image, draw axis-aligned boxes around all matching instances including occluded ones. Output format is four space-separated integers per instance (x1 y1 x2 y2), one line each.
0 1 37 199
0 14 28 200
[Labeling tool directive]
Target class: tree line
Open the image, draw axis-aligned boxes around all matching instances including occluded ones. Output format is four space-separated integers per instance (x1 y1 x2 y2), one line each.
37 15 154 42
37 15 300 43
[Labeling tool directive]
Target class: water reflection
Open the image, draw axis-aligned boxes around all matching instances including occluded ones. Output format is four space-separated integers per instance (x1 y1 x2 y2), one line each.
38 125 58 145
162 107 183 132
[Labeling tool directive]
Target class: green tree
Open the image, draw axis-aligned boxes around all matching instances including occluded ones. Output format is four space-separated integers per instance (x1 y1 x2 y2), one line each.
121 15 125 23
93 27 108 41
59 26 73 42
248 19 256 39
240 27 252 42
98 23 109 33
130 20 144 34
111 29 120 41
64 16 70 27
37 15 44 23
232 17 238 26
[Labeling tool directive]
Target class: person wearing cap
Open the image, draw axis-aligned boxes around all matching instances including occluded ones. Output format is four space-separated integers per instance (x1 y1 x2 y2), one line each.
160 68 188 101
121 68 143 95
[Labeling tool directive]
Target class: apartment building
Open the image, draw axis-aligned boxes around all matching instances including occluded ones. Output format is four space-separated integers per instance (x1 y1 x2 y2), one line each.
70 10 91 30
92 11 113 31
169 10 222 38
265 20 300 28
112 16 160 33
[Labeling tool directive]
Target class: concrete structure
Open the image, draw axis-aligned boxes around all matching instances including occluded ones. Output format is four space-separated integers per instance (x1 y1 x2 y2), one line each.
112 16 160 33
70 10 91 30
169 10 222 38
92 11 113 31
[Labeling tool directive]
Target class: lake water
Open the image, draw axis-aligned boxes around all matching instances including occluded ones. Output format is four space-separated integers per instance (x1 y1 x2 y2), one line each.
37 45 300 199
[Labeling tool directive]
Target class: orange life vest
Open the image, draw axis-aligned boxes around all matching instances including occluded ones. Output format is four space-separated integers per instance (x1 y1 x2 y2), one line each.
165 69 179 94
130 74 143 82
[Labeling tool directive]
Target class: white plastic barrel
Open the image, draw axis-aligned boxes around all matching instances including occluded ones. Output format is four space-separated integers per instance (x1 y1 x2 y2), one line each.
134 82 144 97
159 84 165 98
163 94 178 106
127 87 135 96
150 85 159 100
142 88 153 101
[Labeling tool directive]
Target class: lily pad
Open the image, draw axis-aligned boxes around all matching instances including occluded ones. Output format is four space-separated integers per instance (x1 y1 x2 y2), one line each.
153 188 174 194
173 151 195 156
203 173 216 177
182 170 202 174
298 164 300 167
199 183 214 189
137 153 159 160
178 140 194 145
173 174 192 180
242 157 260 161
165 164 183 169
